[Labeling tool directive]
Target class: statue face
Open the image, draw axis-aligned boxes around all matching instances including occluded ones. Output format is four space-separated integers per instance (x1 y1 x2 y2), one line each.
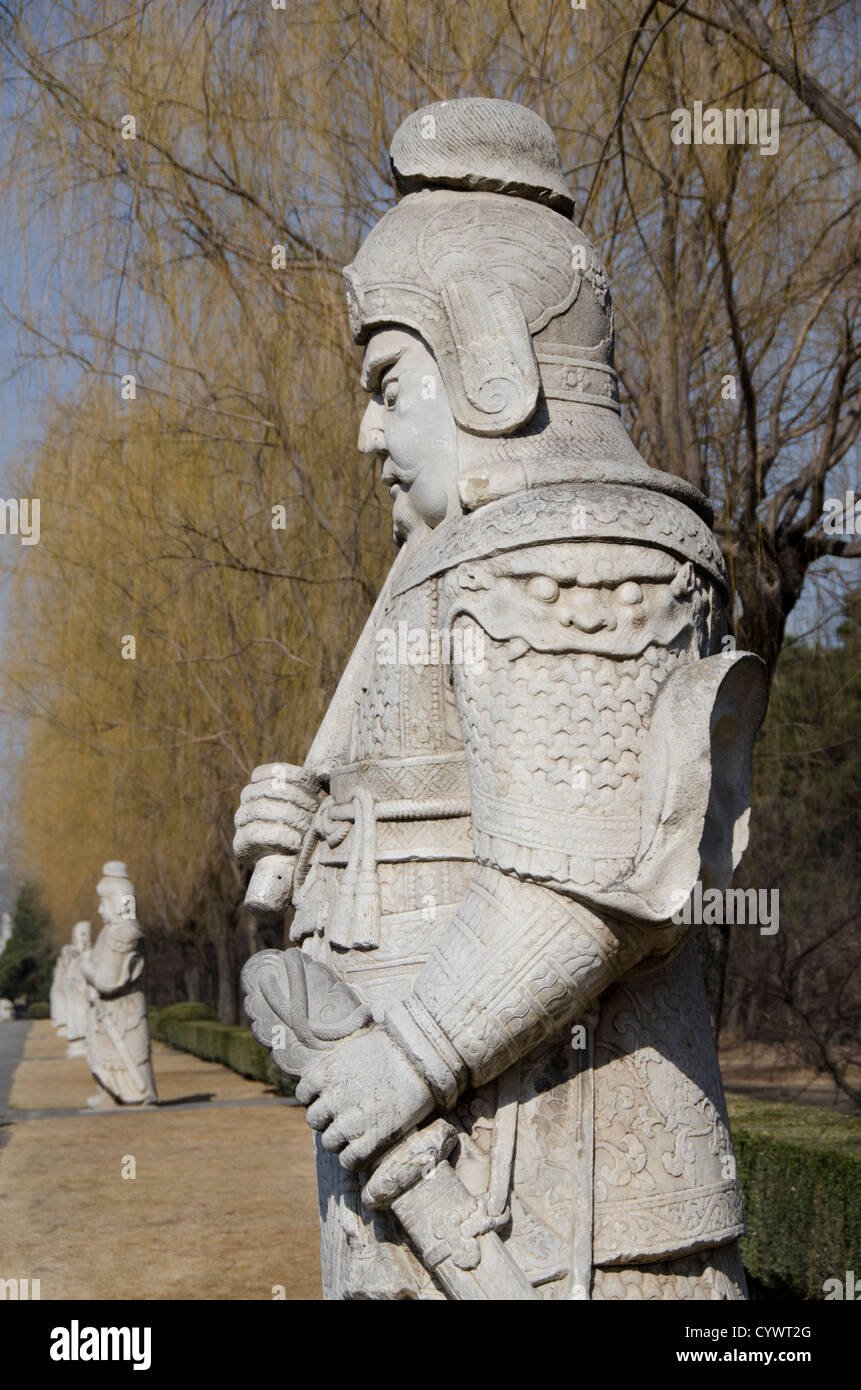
98 889 129 924
72 921 91 951
358 327 459 545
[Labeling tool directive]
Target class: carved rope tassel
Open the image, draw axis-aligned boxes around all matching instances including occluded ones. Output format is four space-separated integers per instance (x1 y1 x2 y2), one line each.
328 789 381 950
349 788 382 950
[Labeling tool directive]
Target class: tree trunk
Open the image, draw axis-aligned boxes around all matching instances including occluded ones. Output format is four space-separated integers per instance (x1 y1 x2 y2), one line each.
695 921 730 1042
183 957 201 1003
211 913 237 1024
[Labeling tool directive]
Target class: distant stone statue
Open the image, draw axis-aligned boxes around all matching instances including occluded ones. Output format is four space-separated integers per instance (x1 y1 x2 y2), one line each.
82 863 157 1107
2 915 21 1025
236 99 767 1299
62 921 92 1058
50 950 69 1034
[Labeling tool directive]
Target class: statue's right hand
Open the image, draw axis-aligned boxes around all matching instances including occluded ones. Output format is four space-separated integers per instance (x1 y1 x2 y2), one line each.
233 763 322 865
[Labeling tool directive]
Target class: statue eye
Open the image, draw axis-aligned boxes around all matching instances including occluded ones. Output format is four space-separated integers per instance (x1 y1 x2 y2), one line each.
526 575 560 603
383 380 400 409
617 582 643 605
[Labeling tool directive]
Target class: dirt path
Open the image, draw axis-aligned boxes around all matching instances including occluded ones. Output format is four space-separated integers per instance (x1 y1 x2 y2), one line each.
0 1021 322 1300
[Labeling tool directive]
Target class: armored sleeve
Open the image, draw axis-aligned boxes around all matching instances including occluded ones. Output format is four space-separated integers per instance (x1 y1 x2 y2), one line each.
385 861 679 1100
383 543 694 1100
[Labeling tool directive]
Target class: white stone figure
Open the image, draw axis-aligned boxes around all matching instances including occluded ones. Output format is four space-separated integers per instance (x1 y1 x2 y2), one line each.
0 998 13 1022
62 921 92 1057
82 863 157 1107
50 949 69 1034
236 99 768 1300
0 911 12 956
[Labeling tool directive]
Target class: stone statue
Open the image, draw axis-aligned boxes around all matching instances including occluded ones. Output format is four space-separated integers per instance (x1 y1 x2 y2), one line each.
0 911 12 956
50 949 69 1034
236 99 768 1300
62 921 92 1057
82 863 157 1108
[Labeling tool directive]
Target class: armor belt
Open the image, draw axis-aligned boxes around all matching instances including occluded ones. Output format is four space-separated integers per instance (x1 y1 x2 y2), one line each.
295 755 472 950
469 787 639 892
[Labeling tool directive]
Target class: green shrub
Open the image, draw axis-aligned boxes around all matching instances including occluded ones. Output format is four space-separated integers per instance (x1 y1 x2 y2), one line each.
0 883 54 1003
151 1011 294 1096
157 1002 217 1024
727 1094 861 1299
27 1001 50 1019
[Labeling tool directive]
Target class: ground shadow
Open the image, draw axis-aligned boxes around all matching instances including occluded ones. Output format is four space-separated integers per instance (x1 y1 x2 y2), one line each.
157 1092 215 1107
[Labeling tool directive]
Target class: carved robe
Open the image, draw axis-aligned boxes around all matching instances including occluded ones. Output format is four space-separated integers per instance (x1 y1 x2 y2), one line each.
50 951 69 1033
64 949 89 1054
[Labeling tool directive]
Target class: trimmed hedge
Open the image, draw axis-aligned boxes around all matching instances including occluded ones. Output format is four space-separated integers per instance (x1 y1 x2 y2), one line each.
148 1002 215 1041
158 1002 217 1025
27 1001 50 1019
727 1093 861 1299
150 1009 295 1097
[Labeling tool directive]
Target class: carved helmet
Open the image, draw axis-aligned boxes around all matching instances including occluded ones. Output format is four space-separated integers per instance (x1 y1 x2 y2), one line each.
344 98 718 544
345 99 619 433
97 861 137 928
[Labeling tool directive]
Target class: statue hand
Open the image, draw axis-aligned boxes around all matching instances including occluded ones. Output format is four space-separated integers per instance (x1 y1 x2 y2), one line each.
233 763 322 864
295 1028 435 1172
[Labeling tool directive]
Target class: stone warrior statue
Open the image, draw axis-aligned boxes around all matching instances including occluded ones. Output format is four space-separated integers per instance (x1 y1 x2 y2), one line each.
236 99 768 1300
82 862 157 1108
62 920 92 1058
50 946 69 1035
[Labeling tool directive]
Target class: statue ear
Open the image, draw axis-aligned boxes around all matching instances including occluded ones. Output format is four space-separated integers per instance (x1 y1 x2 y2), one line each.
671 561 695 598
438 274 539 435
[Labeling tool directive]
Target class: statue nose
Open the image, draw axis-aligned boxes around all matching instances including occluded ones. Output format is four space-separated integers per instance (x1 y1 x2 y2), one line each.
358 401 387 456
562 592 614 632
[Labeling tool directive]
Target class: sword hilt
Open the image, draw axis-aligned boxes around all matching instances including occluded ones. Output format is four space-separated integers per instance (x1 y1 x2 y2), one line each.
362 1118 458 1210
244 854 296 914
361 1118 538 1299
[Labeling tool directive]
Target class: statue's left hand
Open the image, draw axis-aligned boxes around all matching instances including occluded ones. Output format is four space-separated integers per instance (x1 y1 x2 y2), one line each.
295 1028 435 1172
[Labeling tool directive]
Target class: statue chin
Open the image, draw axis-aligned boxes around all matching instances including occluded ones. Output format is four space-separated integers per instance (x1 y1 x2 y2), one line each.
392 494 427 546
392 486 454 548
